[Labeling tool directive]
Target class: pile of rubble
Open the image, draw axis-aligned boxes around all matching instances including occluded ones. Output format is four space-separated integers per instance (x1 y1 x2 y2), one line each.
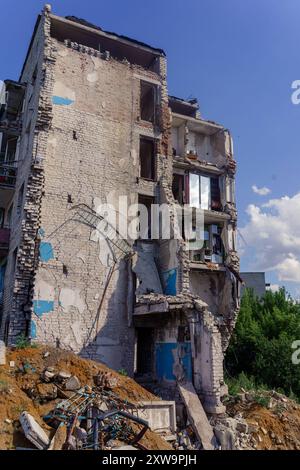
0 344 171 450
211 389 300 450
1 341 300 451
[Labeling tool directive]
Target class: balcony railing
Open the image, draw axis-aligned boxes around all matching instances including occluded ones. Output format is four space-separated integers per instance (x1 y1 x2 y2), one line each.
0 162 17 188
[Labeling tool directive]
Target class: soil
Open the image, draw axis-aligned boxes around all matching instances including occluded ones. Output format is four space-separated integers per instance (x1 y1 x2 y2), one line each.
0 345 171 450
227 392 300 450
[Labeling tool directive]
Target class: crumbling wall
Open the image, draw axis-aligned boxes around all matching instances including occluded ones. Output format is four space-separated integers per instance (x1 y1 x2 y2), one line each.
24 33 168 374
0 7 52 342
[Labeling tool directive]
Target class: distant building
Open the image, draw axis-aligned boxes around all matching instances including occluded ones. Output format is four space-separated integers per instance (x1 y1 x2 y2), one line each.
241 272 266 298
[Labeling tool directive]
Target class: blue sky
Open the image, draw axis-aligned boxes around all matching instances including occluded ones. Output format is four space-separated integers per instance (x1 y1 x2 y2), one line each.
1 0 300 296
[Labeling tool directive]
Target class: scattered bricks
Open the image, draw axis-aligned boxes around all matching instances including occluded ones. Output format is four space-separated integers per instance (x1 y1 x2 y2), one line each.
214 424 236 450
93 371 118 389
0 341 6 365
63 375 81 391
236 421 248 434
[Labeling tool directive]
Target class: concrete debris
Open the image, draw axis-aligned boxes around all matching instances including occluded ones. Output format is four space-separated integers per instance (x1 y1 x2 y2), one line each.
137 401 176 434
214 424 236 450
36 383 58 401
57 371 72 381
93 371 119 389
19 411 50 450
48 424 67 450
178 382 216 450
114 445 138 451
42 370 56 382
64 375 81 391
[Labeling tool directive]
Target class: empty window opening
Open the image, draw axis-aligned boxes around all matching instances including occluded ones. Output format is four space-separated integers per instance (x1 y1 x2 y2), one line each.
139 138 155 180
140 81 156 122
211 177 221 211
4 137 17 164
190 224 224 264
172 174 185 205
177 325 190 342
136 328 154 376
138 195 154 240
189 173 222 211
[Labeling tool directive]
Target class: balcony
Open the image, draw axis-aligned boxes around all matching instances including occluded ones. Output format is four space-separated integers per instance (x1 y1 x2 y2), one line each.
0 80 25 136
0 161 17 188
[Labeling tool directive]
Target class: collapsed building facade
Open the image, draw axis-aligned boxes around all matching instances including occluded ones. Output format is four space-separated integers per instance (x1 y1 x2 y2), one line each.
0 5 240 414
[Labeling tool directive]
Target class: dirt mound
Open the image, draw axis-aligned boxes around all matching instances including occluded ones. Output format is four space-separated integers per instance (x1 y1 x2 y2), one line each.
226 390 300 450
0 345 171 450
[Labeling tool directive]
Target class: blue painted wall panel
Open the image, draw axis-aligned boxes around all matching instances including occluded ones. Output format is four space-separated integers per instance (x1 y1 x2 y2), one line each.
162 268 177 295
39 242 54 262
155 342 192 382
52 96 74 106
33 300 54 316
31 320 37 339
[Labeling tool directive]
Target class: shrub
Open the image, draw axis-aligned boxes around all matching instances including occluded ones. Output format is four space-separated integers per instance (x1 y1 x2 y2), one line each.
226 288 300 400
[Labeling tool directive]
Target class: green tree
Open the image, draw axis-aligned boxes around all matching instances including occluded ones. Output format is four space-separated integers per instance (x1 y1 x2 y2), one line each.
226 288 300 398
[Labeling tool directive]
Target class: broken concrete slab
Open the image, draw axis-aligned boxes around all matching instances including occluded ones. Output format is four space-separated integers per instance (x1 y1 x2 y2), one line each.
0 340 6 365
42 370 56 382
57 370 72 381
64 375 81 391
48 424 67 450
19 411 50 450
137 401 176 434
132 243 163 295
214 424 236 450
178 382 216 450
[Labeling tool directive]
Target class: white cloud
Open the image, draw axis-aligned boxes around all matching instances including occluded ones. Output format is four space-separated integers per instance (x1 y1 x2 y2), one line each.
240 193 300 283
252 185 271 196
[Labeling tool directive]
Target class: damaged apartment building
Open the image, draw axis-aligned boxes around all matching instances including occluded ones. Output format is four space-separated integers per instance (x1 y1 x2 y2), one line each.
0 5 240 414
